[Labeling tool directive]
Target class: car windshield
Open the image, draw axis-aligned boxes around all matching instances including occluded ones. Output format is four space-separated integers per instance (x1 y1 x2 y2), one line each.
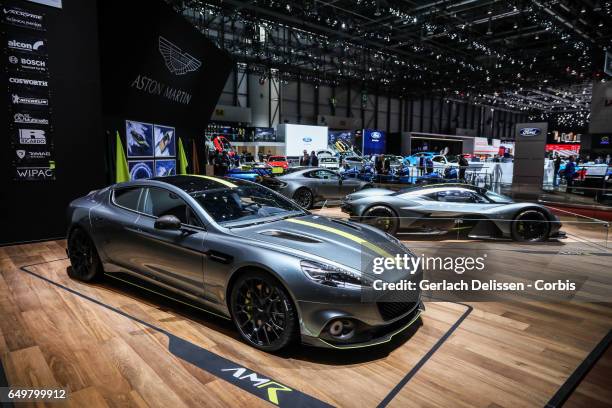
484 190 513 203
190 184 306 227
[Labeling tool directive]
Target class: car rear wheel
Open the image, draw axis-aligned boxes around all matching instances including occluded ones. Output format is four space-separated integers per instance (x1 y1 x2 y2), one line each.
67 228 103 281
230 271 297 352
511 210 550 242
362 205 399 235
293 188 313 209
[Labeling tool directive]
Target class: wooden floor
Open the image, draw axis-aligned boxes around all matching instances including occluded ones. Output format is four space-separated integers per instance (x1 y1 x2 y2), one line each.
1 210 611 407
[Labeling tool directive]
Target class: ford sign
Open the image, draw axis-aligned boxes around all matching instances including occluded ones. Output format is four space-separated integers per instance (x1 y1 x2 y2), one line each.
303 137 312 142
519 127 541 137
371 131 382 141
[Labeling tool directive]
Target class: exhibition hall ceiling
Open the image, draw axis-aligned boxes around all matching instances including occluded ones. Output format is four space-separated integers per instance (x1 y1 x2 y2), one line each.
173 0 611 116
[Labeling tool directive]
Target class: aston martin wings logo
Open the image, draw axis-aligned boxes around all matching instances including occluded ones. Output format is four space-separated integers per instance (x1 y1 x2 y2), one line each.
158 36 202 75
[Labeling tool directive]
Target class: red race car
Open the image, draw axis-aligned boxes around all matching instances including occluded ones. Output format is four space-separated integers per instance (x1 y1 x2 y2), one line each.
267 155 289 170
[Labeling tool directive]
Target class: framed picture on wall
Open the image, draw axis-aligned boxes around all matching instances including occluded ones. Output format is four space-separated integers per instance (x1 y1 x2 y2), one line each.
126 120 153 157
155 159 176 177
128 160 154 180
154 124 176 157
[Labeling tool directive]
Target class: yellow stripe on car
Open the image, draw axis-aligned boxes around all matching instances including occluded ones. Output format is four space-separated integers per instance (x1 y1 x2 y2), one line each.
192 175 237 188
286 218 394 259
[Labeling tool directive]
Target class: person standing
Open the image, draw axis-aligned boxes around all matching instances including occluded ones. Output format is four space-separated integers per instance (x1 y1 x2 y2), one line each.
299 150 310 166
553 155 561 188
418 155 425 176
310 151 319 167
565 155 576 193
458 154 469 181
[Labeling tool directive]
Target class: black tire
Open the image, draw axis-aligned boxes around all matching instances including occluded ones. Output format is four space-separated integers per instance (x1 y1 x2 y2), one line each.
293 188 313 209
362 205 399 235
511 209 551 242
230 271 298 352
67 228 103 281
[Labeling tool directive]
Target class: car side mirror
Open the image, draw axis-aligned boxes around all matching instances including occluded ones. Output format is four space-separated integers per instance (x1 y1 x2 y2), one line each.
154 214 182 230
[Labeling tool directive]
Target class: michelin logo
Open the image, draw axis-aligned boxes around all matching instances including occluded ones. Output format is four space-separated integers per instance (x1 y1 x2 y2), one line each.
12 94 49 106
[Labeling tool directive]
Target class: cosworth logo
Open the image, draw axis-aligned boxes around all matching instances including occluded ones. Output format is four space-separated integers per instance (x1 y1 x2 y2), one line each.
158 36 202 75
221 367 292 405
9 77 48 87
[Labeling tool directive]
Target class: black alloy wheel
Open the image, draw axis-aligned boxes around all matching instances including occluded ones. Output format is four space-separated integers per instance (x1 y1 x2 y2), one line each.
362 205 399 235
67 228 103 281
293 188 313 209
230 272 297 351
511 210 550 242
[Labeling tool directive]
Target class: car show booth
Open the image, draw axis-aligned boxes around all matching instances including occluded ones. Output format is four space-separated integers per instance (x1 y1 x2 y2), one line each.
0 1 611 408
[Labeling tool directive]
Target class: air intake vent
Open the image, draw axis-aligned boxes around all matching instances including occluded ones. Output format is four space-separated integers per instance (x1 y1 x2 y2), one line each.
259 230 321 243
330 219 362 231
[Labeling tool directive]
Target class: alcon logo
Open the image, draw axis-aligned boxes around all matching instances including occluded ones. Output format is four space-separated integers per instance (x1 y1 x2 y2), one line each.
221 367 292 405
8 39 44 52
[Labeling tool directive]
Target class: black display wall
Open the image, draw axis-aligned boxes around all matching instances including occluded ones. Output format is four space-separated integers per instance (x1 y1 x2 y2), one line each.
97 0 233 181
0 0 105 245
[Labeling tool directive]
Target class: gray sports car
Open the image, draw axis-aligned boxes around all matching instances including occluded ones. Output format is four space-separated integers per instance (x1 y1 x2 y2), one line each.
275 167 371 209
66 175 422 351
342 184 564 242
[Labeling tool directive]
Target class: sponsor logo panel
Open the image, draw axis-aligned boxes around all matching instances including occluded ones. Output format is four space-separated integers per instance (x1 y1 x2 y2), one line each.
14 166 55 181
7 54 48 73
12 111 50 125
1 6 45 31
6 35 47 55
10 92 50 107
8 76 48 87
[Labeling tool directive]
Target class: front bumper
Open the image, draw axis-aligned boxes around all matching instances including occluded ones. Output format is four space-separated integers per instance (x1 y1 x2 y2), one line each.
299 300 424 349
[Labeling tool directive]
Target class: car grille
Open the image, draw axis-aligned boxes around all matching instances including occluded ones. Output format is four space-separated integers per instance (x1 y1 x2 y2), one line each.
377 301 417 321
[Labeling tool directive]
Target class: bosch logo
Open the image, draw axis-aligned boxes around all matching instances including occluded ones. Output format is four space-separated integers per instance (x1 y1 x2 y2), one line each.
519 128 541 137
9 55 18 64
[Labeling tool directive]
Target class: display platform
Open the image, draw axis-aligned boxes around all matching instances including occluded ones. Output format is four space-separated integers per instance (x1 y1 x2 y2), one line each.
1 210 611 406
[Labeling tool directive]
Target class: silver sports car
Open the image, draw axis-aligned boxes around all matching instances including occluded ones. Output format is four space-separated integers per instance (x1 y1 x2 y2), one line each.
275 167 371 209
342 184 564 242
66 175 422 351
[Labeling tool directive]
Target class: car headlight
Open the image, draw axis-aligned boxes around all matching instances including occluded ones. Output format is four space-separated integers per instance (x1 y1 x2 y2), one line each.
300 260 370 289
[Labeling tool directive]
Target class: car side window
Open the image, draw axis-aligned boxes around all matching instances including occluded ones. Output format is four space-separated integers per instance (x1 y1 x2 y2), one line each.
436 189 486 203
113 187 143 211
312 170 338 180
141 187 202 227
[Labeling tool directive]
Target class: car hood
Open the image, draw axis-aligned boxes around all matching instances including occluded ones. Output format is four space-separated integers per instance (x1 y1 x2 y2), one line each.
227 214 409 271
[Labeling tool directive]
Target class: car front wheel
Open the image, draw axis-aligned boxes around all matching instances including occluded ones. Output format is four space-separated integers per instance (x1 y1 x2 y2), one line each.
293 188 313 209
362 205 399 235
511 210 550 242
230 271 297 352
67 228 103 281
